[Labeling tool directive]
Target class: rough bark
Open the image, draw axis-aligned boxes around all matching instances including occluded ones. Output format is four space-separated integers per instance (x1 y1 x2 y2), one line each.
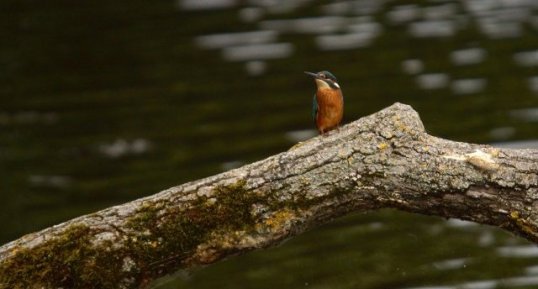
0 103 537 289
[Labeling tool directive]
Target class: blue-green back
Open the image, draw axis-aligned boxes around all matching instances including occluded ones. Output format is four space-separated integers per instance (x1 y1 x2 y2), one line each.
312 93 318 122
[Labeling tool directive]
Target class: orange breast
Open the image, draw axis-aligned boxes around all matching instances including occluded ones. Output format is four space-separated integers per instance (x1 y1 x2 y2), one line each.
315 88 343 133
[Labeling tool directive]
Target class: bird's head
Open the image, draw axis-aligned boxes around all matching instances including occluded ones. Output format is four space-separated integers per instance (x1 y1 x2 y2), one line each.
304 71 340 90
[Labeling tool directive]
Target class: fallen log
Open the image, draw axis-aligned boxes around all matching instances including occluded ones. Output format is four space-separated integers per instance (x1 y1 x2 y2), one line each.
0 103 536 289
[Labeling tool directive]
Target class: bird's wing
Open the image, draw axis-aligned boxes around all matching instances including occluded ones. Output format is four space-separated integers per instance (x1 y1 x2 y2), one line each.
312 93 318 123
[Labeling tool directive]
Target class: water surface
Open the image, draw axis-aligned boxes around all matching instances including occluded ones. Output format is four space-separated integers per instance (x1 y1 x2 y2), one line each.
1 0 538 288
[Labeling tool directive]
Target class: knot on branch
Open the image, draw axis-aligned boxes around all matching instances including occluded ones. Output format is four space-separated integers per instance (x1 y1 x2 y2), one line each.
378 102 425 132
347 102 425 141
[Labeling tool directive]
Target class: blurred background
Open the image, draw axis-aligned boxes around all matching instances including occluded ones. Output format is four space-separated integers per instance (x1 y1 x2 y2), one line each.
2 0 538 288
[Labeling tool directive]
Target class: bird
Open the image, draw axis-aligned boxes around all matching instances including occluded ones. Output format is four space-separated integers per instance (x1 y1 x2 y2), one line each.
304 71 344 134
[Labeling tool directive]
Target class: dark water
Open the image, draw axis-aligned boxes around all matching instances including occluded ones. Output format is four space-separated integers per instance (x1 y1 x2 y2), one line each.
1 0 538 288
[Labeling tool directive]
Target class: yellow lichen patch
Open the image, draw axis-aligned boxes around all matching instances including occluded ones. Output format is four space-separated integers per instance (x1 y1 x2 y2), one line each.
509 211 537 235
264 209 296 231
391 117 410 133
377 142 388 150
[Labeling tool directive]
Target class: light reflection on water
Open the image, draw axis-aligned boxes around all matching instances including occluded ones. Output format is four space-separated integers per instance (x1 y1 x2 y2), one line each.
403 241 538 289
450 48 487 66
260 17 348 34
493 140 538 149
432 258 469 270
98 138 152 158
28 175 72 189
489 126 516 141
402 59 425 75
178 0 237 11
498 245 538 258
0 111 58 125
222 43 294 61
509 108 538 122
513 51 538 67
409 20 457 38
316 32 376 50
387 5 421 24
404 276 538 289
195 31 278 50
528 77 538 93
416 73 450 90
451 78 487 95
284 129 317 143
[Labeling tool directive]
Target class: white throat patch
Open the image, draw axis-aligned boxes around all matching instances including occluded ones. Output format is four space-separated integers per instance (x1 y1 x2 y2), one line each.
315 79 339 89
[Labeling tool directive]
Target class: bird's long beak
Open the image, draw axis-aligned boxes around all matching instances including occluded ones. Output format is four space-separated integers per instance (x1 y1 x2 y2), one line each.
304 71 318 78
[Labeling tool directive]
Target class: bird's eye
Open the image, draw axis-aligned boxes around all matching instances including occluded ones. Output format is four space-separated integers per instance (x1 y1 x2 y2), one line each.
320 74 326 78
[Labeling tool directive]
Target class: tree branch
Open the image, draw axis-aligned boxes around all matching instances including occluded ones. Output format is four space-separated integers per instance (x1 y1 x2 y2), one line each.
1 103 537 289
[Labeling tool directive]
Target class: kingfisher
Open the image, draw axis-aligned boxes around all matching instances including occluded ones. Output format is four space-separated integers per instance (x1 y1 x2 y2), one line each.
305 71 344 134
